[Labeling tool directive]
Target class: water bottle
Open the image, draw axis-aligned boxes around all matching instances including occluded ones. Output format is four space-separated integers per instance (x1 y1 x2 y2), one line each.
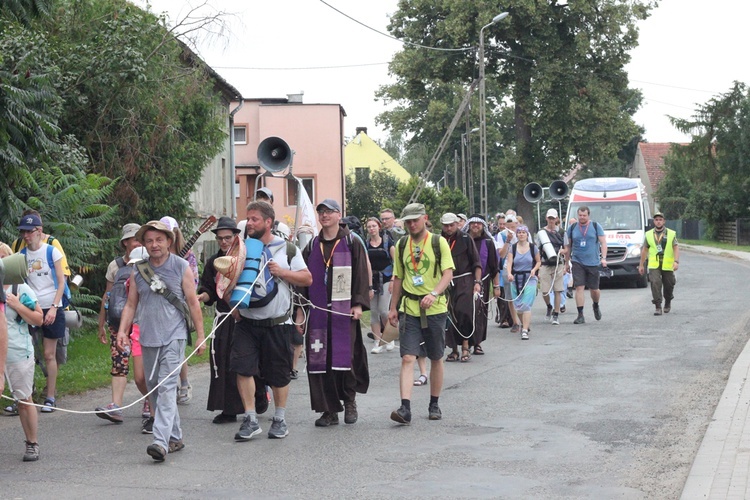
122 345 131 357
104 291 110 324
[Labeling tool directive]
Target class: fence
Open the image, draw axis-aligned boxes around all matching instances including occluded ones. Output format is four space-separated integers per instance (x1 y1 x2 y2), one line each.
716 219 750 246
665 219 707 240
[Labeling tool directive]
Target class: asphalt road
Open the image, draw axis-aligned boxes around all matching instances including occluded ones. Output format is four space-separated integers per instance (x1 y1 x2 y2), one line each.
1 249 749 499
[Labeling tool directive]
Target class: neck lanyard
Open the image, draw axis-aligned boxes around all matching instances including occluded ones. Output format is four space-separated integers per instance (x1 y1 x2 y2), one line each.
409 233 430 273
320 238 342 285
580 221 590 239
654 229 665 245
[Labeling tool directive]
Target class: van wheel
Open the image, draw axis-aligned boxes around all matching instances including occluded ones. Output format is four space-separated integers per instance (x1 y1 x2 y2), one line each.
635 273 648 288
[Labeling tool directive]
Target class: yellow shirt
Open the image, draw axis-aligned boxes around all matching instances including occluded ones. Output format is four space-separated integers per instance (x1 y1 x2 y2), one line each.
393 233 454 316
12 236 71 276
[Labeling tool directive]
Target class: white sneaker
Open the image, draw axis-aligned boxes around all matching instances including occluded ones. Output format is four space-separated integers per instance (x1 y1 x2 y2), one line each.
385 341 395 352
521 330 529 340
371 344 385 354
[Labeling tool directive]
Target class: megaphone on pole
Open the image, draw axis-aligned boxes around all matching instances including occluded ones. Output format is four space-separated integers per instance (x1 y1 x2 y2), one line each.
257 136 293 173
523 182 544 203
549 180 569 200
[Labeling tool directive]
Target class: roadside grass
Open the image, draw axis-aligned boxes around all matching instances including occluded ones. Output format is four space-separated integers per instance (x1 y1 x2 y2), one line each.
1 314 215 406
682 240 750 253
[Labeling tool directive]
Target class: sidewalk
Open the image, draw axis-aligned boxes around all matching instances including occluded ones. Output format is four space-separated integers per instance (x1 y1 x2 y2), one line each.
681 244 750 499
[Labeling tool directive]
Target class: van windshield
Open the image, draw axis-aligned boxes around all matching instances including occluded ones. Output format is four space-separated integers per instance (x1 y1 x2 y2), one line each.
569 202 642 231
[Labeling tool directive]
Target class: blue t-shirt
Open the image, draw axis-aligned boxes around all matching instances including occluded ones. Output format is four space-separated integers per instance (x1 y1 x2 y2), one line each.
567 222 605 267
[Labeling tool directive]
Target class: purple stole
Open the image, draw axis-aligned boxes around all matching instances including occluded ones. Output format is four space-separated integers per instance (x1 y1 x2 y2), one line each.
307 235 353 373
475 237 489 277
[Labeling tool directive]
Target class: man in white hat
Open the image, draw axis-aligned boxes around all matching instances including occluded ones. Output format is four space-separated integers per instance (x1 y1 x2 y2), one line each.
116 220 206 462
538 209 566 325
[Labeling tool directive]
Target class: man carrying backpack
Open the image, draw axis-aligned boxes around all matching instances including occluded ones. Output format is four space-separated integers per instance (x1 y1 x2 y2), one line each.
94 224 150 429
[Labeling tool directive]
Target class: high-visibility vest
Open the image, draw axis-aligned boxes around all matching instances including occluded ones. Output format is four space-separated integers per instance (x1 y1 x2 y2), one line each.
645 228 676 270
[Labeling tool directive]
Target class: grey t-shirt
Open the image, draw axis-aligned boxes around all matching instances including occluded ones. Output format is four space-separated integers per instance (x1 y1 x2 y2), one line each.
134 253 189 347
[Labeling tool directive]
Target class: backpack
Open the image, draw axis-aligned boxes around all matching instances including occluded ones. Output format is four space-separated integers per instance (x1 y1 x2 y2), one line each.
107 257 129 329
397 233 442 278
20 243 71 307
247 240 298 309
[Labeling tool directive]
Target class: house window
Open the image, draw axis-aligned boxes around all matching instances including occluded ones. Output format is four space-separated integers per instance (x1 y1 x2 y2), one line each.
233 126 247 145
287 177 315 207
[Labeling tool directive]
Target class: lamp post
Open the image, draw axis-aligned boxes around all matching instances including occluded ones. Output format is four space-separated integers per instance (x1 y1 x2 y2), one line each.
479 11 509 217
461 127 480 210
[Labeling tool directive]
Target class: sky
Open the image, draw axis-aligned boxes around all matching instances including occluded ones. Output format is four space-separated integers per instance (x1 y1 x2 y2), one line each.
137 0 750 145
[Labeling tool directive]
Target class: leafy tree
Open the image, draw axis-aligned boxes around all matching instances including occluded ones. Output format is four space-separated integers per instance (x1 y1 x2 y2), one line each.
377 0 651 216
346 169 402 220
659 82 750 229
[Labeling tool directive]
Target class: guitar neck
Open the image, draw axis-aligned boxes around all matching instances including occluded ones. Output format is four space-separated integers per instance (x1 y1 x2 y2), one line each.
179 233 200 258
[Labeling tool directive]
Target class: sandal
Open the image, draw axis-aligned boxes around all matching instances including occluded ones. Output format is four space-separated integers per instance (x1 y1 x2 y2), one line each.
460 349 471 362
473 345 484 355
413 374 428 386
445 352 459 362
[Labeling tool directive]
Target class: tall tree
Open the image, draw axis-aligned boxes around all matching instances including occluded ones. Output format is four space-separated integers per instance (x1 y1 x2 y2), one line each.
377 0 651 216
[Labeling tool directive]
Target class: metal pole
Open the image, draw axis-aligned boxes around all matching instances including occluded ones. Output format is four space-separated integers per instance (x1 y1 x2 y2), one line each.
461 134 467 196
479 28 487 217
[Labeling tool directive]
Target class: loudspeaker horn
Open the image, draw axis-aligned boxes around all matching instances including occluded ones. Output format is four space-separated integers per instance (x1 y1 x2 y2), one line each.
549 180 569 200
523 182 544 203
0 253 28 285
257 136 293 173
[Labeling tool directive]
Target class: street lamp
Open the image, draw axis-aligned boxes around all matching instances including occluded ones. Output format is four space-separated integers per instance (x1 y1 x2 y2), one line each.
479 11 509 216
461 127 480 209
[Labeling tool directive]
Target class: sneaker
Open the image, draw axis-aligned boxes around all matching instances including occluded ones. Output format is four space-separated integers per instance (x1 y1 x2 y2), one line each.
428 403 442 421
560 305 566 314
141 416 154 434
344 401 358 424
177 385 192 405
371 343 385 354
168 439 185 453
314 411 339 427
551 313 560 325
573 315 585 325
664 300 671 314
40 398 55 413
268 417 289 439
545 305 553 322
510 324 521 334
141 399 151 419
290 369 299 380
235 415 262 441
23 441 39 462
390 405 411 425
4 403 19 416
654 306 663 316
385 341 395 352
255 388 269 415
593 304 602 321
367 331 375 341
566 289 574 299
146 443 166 462
95 402 124 423
521 329 529 340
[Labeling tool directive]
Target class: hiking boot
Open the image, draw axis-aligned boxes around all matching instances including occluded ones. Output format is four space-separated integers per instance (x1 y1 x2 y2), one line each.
593 303 602 321
168 439 185 453
146 443 166 462
510 324 521 334
314 411 339 427
141 416 154 434
95 402 124 424
654 305 663 316
390 405 411 425
177 384 192 405
551 313 560 325
521 329 529 340
573 315 585 325
545 305 553 322
428 403 442 421
664 300 671 314
23 441 39 462
235 415 262 441
344 401 358 424
141 399 151 419
268 417 289 439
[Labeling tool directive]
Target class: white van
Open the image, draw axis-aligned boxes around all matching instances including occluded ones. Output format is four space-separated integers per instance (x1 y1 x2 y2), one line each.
565 177 651 288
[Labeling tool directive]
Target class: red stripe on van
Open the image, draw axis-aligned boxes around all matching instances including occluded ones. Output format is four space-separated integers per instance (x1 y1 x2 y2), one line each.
571 193 638 202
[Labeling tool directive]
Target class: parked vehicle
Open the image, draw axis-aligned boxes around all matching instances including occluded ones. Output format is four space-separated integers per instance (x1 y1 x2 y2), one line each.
566 177 651 288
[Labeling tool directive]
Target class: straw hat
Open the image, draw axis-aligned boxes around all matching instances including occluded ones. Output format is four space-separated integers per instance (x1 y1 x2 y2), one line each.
215 237 246 299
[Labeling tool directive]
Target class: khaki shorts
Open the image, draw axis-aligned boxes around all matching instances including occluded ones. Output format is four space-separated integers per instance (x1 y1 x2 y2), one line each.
539 264 565 294
5 357 34 400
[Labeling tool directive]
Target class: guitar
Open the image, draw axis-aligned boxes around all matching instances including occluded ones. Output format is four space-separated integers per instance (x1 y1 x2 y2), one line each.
178 215 217 257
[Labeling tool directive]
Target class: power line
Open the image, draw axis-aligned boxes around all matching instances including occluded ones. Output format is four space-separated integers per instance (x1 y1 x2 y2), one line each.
318 0 474 53
641 97 697 111
631 79 720 94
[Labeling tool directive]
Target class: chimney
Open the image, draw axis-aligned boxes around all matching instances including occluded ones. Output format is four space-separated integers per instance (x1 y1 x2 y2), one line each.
355 127 368 136
286 91 304 103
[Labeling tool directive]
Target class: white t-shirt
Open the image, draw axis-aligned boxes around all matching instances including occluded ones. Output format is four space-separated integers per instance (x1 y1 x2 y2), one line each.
4 283 37 363
24 243 64 309
238 236 307 323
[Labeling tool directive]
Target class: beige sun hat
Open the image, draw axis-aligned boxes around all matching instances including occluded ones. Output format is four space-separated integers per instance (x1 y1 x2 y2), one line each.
215 237 246 299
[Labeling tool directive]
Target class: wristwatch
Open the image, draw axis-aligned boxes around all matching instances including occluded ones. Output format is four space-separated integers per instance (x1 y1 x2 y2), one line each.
430 290 439 297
